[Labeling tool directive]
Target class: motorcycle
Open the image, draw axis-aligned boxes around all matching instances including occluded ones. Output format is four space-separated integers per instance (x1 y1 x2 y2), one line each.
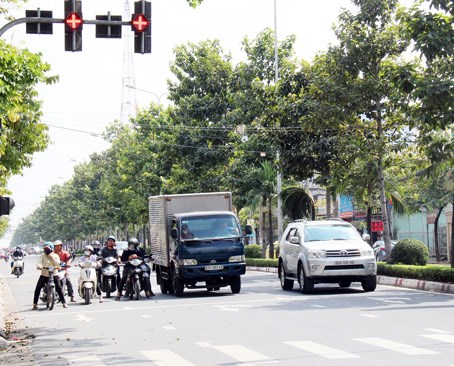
12 256 24 278
77 260 99 305
99 256 118 298
39 266 56 311
124 256 152 300
55 263 68 302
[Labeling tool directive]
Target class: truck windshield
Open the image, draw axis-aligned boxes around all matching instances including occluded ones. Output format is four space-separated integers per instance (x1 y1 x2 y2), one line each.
181 215 240 240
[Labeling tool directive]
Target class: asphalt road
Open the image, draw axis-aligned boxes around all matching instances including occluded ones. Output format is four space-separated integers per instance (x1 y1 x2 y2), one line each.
1 254 454 366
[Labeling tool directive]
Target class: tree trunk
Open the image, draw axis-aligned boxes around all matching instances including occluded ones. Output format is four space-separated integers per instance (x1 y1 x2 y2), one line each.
333 194 339 218
268 194 274 259
434 207 443 262
451 196 454 268
367 206 372 243
259 197 266 258
326 188 332 219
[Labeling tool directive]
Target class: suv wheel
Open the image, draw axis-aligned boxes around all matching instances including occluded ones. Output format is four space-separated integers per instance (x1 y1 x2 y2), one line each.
361 275 377 292
339 281 351 288
279 262 294 291
298 264 314 294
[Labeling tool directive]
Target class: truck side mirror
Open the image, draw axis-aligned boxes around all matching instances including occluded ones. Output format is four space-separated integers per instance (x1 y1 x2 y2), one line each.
245 224 253 235
171 228 178 239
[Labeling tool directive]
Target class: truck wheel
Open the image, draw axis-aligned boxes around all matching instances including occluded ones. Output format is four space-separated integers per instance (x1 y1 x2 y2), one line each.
279 262 294 291
339 281 351 288
298 264 314 294
172 269 184 297
160 279 169 294
230 275 241 294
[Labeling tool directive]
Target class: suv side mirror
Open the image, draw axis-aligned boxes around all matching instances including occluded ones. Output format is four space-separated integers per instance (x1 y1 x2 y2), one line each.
362 233 370 241
289 236 300 244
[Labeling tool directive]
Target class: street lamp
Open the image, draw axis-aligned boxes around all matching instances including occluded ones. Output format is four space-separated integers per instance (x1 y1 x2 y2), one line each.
125 84 168 113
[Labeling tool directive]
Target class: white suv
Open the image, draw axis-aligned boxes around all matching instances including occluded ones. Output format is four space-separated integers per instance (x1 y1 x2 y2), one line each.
278 219 377 293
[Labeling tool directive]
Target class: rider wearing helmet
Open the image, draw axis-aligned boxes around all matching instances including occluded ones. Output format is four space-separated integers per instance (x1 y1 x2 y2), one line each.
32 242 68 310
116 238 154 300
11 246 24 273
92 240 102 255
53 240 76 302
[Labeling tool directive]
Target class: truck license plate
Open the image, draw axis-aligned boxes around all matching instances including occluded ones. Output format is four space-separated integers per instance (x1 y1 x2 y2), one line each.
204 264 224 271
335 260 354 265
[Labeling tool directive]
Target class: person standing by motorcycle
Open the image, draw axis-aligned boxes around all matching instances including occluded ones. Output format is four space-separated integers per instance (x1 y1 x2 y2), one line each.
32 242 68 310
11 246 24 274
78 245 103 303
53 240 76 302
115 238 154 300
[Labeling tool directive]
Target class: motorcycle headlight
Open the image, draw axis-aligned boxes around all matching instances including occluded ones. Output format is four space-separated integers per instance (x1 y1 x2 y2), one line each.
129 258 142 266
104 257 116 264
177 259 197 266
229 255 245 263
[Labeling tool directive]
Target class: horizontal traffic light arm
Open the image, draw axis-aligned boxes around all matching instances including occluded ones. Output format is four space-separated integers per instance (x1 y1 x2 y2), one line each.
0 17 132 38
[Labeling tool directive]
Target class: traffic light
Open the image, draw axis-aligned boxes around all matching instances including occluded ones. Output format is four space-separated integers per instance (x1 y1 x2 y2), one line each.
64 0 83 52
0 196 15 216
132 1 151 54
25 9 53 34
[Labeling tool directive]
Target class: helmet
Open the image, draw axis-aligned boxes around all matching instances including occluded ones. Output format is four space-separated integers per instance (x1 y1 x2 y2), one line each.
84 245 94 252
44 242 54 249
92 240 101 248
128 238 140 248
16 246 21 251
54 240 63 246
107 235 116 242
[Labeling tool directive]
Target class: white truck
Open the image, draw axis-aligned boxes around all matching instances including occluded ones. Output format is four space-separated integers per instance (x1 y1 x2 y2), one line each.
149 192 251 296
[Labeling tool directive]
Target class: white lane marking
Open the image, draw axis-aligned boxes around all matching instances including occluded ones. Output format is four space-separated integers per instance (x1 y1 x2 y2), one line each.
162 325 176 330
285 341 359 359
360 314 379 318
141 350 194 366
425 328 451 334
214 304 252 312
354 337 437 355
421 334 454 343
141 314 151 318
66 355 105 365
196 342 270 362
75 314 94 322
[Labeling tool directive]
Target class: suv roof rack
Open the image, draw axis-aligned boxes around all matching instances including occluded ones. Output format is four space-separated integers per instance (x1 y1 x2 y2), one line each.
294 219 308 223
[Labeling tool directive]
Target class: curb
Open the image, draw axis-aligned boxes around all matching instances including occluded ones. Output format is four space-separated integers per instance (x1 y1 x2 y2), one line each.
247 266 454 295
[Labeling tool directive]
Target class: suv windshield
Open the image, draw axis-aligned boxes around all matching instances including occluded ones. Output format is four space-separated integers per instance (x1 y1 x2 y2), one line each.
304 224 360 242
181 214 240 240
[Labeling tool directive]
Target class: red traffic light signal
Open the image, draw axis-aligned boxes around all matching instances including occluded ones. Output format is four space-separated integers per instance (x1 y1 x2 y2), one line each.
131 14 149 32
65 12 83 30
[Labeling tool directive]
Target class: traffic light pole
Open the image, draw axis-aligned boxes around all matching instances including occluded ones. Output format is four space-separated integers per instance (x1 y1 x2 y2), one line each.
0 17 131 38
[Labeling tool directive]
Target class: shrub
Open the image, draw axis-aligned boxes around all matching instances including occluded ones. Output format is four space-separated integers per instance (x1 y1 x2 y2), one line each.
391 238 429 266
245 244 262 258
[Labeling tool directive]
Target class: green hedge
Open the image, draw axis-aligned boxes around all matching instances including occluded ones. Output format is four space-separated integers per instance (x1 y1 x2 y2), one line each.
246 258 454 284
377 263 454 283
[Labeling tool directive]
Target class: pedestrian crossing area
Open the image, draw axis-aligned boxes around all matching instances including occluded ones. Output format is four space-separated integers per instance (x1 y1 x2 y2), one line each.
62 329 454 365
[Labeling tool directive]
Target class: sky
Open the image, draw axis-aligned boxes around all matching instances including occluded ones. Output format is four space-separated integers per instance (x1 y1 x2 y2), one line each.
0 0 355 247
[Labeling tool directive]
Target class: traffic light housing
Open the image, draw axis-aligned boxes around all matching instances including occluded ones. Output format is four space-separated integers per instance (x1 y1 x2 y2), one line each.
64 0 83 52
25 9 53 34
132 1 151 54
0 196 15 216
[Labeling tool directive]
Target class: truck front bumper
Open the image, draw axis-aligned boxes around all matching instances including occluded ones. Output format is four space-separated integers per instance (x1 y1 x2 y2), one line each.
178 263 246 279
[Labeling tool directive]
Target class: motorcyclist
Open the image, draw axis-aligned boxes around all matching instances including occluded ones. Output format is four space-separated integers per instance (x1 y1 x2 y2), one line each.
53 240 76 302
98 236 120 291
78 245 103 303
115 238 154 300
32 242 68 309
11 246 24 274
92 240 102 256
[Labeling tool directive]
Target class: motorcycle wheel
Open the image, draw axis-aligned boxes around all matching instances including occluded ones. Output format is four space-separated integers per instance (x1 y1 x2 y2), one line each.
134 279 140 300
47 286 55 311
15 268 20 278
84 288 91 305
105 279 111 298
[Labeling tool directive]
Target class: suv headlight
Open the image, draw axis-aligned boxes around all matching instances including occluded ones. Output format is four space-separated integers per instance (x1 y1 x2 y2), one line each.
229 255 245 263
306 250 326 259
177 259 197 265
361 249 374 256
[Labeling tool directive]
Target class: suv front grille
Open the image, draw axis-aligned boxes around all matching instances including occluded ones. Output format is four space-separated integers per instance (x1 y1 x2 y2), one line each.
326 249 361 257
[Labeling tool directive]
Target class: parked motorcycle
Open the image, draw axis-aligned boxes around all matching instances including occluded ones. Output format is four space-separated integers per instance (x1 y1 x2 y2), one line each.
77 260 99 305
12 255 24 278
124 256 152 300
99 256 118 298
